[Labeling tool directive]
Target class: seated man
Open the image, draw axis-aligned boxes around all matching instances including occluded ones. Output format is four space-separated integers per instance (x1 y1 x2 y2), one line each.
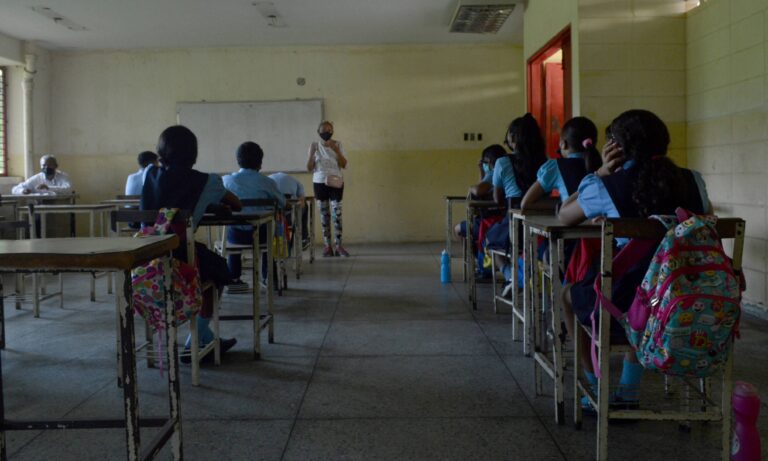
269 171 309 248
12 155 72 195
125 151 158 196
223 142 286 292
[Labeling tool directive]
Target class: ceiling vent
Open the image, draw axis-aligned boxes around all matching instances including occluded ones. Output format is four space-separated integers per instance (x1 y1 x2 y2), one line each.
449 2 516 34
30 6 87 31
252 1 287 28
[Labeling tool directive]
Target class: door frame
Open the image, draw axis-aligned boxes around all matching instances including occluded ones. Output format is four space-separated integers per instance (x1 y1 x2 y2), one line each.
527 25 572 127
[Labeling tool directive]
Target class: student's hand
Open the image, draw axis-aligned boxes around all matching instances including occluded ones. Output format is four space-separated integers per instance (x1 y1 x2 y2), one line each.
22 188 31 195
596 140 625 177
36 184 49 191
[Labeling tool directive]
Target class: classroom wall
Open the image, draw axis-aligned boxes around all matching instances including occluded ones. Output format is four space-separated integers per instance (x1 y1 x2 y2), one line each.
35 44 524 243
686 0 768 312
578 0 688 165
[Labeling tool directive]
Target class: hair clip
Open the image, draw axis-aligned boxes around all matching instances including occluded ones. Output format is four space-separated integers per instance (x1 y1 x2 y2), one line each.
582 138 593 149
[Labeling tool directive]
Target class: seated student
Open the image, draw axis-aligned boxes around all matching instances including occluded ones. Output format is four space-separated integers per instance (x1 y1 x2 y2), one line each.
142 125 242 361
269 171 309 247
223 142 286 292
485 114 547 291
558 109 711 409
125 151 159 196
12 155 72 195
453 144 507 240
520 116 602 209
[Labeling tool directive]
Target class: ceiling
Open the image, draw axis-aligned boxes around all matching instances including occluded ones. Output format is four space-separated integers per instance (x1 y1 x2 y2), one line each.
0 0 524 51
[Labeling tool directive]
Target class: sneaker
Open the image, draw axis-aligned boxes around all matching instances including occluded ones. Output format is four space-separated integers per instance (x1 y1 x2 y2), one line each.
335 245 350 257
580 388 640 414
180 337 238 364
226 279 250 294
322 246 334 257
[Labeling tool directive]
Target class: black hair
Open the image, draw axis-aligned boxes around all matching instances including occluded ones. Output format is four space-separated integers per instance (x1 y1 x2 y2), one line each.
236 142 264 170
157 125 197 168
608 109 685 217
507 113 547 192
561 116 602 173
137 151 158 168
481 144 507 166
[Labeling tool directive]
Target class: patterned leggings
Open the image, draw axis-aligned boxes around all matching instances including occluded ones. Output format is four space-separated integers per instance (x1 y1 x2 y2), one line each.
318 199 342 246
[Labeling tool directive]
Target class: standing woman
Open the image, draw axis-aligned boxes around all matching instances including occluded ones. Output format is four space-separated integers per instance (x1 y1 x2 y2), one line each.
307 120 349 257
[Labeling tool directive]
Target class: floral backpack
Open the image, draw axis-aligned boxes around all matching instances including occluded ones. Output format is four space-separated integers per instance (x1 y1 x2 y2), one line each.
594 208 743 379
132 208 202 331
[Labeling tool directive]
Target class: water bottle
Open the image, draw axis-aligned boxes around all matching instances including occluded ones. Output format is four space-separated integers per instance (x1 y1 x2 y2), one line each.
440 250 451 283
732 381 761 461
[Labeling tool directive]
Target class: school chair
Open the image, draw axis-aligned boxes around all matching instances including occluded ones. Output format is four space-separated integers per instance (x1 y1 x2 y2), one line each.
576 216 744 461
0 220 31 349
464 193 504 310
111 209 220 387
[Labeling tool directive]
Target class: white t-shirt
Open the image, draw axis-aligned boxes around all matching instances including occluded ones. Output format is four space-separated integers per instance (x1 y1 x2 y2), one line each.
311 141 345 184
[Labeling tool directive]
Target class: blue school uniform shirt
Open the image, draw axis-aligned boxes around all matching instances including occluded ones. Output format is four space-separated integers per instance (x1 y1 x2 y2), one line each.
193 174 228 227
269 172 305 198
223 168 286 230
537 152 584 202
492 156 522 198
577 161 710 245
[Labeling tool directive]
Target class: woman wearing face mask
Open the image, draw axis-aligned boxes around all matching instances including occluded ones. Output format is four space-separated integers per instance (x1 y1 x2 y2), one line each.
307 120 349 257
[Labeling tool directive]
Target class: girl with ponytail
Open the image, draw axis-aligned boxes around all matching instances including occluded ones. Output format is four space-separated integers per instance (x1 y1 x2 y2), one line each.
521 116 602 210
558 109 712 411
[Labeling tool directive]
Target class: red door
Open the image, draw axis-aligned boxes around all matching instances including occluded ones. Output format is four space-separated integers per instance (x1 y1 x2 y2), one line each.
544 62 565 159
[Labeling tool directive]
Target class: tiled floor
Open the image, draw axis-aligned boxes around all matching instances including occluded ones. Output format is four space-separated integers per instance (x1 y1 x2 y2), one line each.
2 243 767 460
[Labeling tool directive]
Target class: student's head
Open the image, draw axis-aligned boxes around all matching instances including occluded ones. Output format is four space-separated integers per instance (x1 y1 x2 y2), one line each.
40 155 58 179
560 116 602 173
137 151 159 169
157 125 197 168
318 121 334 141
481 144 506 174
608 109 681 217
236 142 264 170
505 113 547 191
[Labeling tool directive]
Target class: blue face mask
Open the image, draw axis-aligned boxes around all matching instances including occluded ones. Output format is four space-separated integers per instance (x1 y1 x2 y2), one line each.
482 163 492 175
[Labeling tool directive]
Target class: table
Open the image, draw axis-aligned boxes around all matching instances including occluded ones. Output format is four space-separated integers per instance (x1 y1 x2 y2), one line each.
21 204 116 314
465 199 503 309
0 235 182 461
199 212 275 359
8 193 78 235
444 195 467 281
101 199 140 207
521 215 600 425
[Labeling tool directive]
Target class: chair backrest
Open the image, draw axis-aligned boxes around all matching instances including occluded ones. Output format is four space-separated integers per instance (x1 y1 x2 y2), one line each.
0 220 30 236
110 209 196 263
117 194 141 200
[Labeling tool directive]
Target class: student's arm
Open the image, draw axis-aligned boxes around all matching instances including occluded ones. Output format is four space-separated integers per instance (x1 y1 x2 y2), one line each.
12 177 34 195
493 186 505 206
330 141 347 169
306 143 317 172
469 181 492 198
558 192 587 225
520 181 545 211
221 191 242 211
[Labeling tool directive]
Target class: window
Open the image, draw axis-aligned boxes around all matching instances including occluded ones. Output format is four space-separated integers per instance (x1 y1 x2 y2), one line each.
0 67 6 176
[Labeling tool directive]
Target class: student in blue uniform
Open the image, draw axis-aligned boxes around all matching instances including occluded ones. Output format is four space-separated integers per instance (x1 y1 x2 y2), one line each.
486 113 547 289
142 125 242 361
454 144 507 240
558 109 712 409
520 116 602 209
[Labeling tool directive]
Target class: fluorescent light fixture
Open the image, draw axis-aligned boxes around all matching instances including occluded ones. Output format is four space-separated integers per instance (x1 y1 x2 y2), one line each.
30 6 87 31
252 1 287 28
449 2 516 34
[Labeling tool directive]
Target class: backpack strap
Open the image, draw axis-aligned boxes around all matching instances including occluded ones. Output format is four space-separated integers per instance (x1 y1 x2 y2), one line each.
556 158 588 196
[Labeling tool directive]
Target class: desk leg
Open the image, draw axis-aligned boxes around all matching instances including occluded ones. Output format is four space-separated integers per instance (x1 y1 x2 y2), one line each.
252 227 261 360
551 237 565 425
446 199 452 261
32 274 40 318
0 273 5 349
267 219 275 343
162 255 184 460
309 201 315 264
522 224 532 357
511 217 519 341
117 269 141 460
90 211 96 302
0 273 5 459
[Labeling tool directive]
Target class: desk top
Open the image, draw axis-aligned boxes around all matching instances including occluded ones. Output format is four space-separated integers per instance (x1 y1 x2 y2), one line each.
5 193 76 203
467 199 499 208
100 199 140 205
23 204 115 212
445 195 467 201
0 235 178 271
199 211 274 226
517 215 600 235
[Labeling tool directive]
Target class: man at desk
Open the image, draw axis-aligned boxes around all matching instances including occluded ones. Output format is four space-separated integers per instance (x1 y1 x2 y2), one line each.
12 155 73 195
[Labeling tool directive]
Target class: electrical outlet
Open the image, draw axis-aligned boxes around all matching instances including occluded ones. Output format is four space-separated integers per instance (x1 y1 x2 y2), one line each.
478 133 483 141
464 133 469 141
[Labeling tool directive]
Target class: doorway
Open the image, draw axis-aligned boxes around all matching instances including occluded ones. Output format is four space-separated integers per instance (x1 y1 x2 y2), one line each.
527 26 571 159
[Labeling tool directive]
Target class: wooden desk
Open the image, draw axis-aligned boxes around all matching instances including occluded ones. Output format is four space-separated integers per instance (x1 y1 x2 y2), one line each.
0 235 182 461
465 199 503 309
521 215 600 425
101 199 141 207
199 212 275 359
8 193 78 236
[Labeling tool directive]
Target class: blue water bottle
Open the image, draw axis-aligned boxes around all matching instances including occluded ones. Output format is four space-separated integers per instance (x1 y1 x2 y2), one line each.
441 250 451 283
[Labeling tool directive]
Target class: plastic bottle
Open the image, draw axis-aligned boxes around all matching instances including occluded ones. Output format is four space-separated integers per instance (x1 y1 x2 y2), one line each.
440 250 451 283
732 381 761 461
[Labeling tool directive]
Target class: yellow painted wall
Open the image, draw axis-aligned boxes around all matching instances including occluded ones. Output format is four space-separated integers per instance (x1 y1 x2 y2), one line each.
22 44 525 243
578 0 688 165
687 0 768 308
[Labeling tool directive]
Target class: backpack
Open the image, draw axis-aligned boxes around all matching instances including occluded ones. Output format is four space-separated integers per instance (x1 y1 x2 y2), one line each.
594 208 742 378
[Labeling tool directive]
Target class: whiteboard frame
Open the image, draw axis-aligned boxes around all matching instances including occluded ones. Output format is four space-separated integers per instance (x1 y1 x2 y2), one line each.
175 98 325 175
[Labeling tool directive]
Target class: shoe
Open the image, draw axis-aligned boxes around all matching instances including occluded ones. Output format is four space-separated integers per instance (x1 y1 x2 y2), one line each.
335 245 350 257
323 246 334 257
501 282 514 299
226 279 251 294
179 337 238 364
580 389 640 414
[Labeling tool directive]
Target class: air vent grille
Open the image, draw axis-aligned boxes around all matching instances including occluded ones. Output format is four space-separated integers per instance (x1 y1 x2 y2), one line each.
450 3 515 34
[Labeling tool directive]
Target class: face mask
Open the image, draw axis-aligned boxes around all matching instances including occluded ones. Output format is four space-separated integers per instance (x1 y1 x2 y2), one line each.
319 132 332 141
482 163 491 175
43 167 56 177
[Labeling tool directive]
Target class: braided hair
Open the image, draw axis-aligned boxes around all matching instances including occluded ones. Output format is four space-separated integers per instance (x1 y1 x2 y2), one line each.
608 109 687 217
561 116 602 173
507 113 546 192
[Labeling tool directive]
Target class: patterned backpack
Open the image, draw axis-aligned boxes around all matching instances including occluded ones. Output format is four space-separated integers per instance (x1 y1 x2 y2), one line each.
595 208 742 378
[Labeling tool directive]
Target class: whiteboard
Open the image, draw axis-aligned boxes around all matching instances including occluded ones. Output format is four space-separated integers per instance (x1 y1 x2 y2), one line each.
176 99 323 174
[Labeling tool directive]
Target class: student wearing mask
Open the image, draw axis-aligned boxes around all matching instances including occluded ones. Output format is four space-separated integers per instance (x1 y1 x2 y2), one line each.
12 155 72 195
125 151 159 196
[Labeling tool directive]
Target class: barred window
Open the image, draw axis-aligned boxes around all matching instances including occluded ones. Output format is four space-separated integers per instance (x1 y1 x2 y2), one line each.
0 68 6 176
